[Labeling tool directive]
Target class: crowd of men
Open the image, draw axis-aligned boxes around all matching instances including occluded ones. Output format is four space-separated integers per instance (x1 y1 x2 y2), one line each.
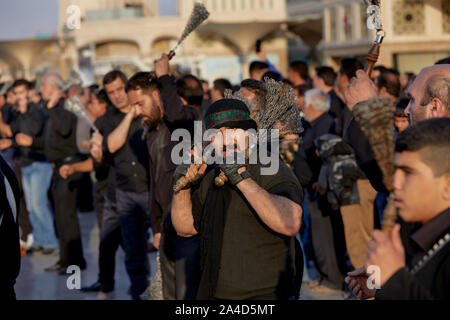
0 47 449 301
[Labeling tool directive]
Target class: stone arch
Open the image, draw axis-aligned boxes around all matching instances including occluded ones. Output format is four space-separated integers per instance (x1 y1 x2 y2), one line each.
151 36 179 57
0 50 24 80
93 39 141 60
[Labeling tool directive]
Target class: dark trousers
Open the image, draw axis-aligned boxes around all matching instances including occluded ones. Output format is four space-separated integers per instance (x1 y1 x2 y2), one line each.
161 215 201 300
12 160 32 242
94 178 108 229
160 227 176 300
98 197 122 293
305 190 347 290
175 234 201 300
115 188 150 300
52 169 86 268
0 284 16 300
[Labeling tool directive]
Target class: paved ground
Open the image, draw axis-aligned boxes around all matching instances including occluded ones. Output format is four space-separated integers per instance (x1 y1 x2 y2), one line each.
15 211 350 300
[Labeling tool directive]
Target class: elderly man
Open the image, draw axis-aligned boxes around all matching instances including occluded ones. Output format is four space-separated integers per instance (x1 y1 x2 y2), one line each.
344 65 450 192
172 98 303 300
293 89 347 292
404 64 450 124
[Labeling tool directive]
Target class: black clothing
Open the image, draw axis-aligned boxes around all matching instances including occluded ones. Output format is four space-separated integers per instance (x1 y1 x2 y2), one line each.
344 118 388 194
335 105 353 138
101 107 149 194
1 103 14 124
293 112 335 190
93 108 117 203
44 98 81 164
147 75 202 234
328 89 346 120
9 104 47 166
376 208 450 300
191 161 303 300
52 169 86 268
149 74 202 300
0 154 20 300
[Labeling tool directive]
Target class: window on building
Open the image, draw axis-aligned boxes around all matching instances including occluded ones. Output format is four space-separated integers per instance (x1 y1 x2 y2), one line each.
158 0 178 16
343 5 353 41
329 7 338 42
393 0 425 35
443 0 450 34
360 3 369 39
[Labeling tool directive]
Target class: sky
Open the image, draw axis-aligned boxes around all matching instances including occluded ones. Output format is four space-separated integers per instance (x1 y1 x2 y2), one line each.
0 0 177 42
0 0 59 41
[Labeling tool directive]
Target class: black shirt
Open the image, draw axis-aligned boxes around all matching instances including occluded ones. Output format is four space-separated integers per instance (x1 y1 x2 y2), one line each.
328 89 346 120
146 75 202 233
44 98 81 164
376 208 450 300
10 103 47 166
93 108 117 203
192 161 303 299
293 112 335 190
344 118 387 193
102 107 149 193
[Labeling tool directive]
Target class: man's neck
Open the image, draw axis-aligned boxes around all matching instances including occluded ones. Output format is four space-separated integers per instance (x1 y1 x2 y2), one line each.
294 78 307 86
308 111 325 124
119 105 131 114
421 205 450 224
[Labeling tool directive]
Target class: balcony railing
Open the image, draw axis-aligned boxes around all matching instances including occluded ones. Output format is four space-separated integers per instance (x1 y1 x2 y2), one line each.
85 7 143 22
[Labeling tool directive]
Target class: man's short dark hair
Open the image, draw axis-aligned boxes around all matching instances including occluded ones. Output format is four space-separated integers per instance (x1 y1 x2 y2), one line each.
435 57 450 65
395 98 410 117
27 81 36 91
88 84 100 95
176 74 203 107
93 88 110 105
373 65 388 73
126 72 158 93
294 84 312 97
395 118 450 176
339 57 364 80
249 61 269 74
262 71 282 82
12 79 29 89
420 74 450 113
315 66 337 87
213 78 233 98
103 70 127 87
376 71 401 98
289 60 309 81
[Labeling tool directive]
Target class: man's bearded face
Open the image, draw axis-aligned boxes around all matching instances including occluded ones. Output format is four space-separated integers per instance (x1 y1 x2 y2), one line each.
128 88 162 129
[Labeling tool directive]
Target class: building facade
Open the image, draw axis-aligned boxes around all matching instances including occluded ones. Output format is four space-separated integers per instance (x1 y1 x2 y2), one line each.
58 0 290 84
287 0 450 73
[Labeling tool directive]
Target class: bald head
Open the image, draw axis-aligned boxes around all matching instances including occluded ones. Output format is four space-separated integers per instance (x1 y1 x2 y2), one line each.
405 64 450 124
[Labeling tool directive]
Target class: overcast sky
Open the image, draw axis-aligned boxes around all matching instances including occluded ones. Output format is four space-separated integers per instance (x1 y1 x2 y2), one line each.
0 0 176 41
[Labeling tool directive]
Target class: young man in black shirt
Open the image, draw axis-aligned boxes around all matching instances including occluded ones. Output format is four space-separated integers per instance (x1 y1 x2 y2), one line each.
104 71 151 300
346 118 450 300
172 99 303 300
2 79 58 253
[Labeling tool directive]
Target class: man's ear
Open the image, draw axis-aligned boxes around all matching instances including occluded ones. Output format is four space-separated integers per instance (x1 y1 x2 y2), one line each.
430 97 446 118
